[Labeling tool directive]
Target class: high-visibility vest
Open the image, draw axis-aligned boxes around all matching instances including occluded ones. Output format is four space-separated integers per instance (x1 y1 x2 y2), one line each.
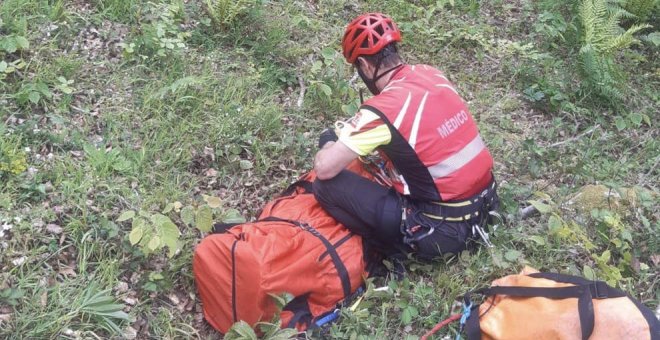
362 64 493 201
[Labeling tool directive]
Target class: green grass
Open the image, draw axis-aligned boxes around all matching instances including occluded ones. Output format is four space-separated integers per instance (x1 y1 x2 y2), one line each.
1 0 658 338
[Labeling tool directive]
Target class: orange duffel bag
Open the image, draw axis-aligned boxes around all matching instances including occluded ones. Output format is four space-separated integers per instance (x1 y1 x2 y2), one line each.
193 169 369 333
459 267 659 340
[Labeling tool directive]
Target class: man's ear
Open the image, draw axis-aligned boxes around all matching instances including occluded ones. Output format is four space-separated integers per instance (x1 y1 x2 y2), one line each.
356 57 373 75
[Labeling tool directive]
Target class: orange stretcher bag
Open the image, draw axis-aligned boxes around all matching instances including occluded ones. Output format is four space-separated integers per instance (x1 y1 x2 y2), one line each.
460 267 659 340
193 169 369 333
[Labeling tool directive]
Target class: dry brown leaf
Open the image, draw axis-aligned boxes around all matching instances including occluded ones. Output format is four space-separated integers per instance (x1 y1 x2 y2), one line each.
46 223 63 234
123 326 137 340
0 314 12 323
59 267 77 277
168 293 180 305
123 297 137 306
40 291 48 307
205 168 218 177
115 281 129 294
651 254 660 267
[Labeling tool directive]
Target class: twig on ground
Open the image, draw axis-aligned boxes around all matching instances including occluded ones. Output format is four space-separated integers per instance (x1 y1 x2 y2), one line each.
548 125 600 148
296 74 306 109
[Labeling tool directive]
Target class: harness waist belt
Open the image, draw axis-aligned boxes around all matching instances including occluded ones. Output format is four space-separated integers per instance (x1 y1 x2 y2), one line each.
413 178 497 222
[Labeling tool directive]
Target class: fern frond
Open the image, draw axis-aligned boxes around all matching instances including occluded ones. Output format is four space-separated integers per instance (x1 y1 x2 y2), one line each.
577 0 649 102
608 23 651 51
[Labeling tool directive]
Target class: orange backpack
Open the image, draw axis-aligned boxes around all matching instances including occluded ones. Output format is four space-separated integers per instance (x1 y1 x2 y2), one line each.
193 170 368 333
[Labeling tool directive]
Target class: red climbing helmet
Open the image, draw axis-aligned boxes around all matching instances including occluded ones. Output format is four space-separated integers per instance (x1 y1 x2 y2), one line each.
342 13 402 64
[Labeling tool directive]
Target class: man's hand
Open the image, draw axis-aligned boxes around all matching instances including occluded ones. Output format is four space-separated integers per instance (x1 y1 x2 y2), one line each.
318 128 338 149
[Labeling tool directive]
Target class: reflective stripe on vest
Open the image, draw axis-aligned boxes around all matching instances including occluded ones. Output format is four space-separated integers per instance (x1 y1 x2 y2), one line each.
428 134 485 178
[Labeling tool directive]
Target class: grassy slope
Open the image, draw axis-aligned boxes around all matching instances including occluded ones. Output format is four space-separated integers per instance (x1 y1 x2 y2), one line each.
0 0 657 339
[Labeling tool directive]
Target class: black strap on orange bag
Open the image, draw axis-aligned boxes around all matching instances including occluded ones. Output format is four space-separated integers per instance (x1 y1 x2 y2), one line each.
463 272 660 340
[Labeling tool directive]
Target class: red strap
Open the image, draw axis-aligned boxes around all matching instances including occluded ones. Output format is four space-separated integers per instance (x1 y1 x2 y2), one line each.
421 313 462 340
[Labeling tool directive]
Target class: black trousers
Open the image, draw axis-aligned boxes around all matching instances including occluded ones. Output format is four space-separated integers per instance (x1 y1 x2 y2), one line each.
312 170 474 260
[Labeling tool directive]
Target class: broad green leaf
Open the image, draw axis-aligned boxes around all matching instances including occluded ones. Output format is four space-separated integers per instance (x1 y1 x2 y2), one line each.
267 329 299 340
583 265 596 280
628 113 643 127
267 292 294 311
644 31 660 46
180 206 195 226
117 210 135 222
401 306 418 325
150 213 171 227
3 38 17 53
0 61 6 73
129 221 145 245
203 195 223 209
318 83 332 97
161 220 180 258
239 160 253 170
491 249 507 269
504 249 521 262
148 235 161 251
28 91 40 104
528 200 553 214
225 321 258 340
15 36 29 50
548 214 563 232
529 235 546 246
162 203 174 214
195 205 213 232
161 220 180 241
222 208 246 224
615 116 627 131
600 249 611 263
321 47 335 60
35 82 51 97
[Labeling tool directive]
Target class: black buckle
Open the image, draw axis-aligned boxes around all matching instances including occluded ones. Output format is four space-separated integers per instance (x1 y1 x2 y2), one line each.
591 281 609 299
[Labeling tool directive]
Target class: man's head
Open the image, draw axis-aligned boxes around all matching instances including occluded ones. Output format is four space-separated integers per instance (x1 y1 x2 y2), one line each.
342 13 403 95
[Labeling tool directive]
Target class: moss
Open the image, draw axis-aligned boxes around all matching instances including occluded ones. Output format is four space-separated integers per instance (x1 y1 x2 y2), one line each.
566 184 641 216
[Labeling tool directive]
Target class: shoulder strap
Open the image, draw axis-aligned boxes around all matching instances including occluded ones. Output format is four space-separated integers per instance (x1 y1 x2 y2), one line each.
259 216 352 298
283 294 313 329
212 222 242 234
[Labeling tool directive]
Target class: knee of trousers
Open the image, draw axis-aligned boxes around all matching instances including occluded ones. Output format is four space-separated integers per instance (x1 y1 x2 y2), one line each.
312 171 350 206
312 177 333 206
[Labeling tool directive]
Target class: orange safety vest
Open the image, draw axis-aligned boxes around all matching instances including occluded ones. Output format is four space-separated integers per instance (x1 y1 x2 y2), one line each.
362 64 493 201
